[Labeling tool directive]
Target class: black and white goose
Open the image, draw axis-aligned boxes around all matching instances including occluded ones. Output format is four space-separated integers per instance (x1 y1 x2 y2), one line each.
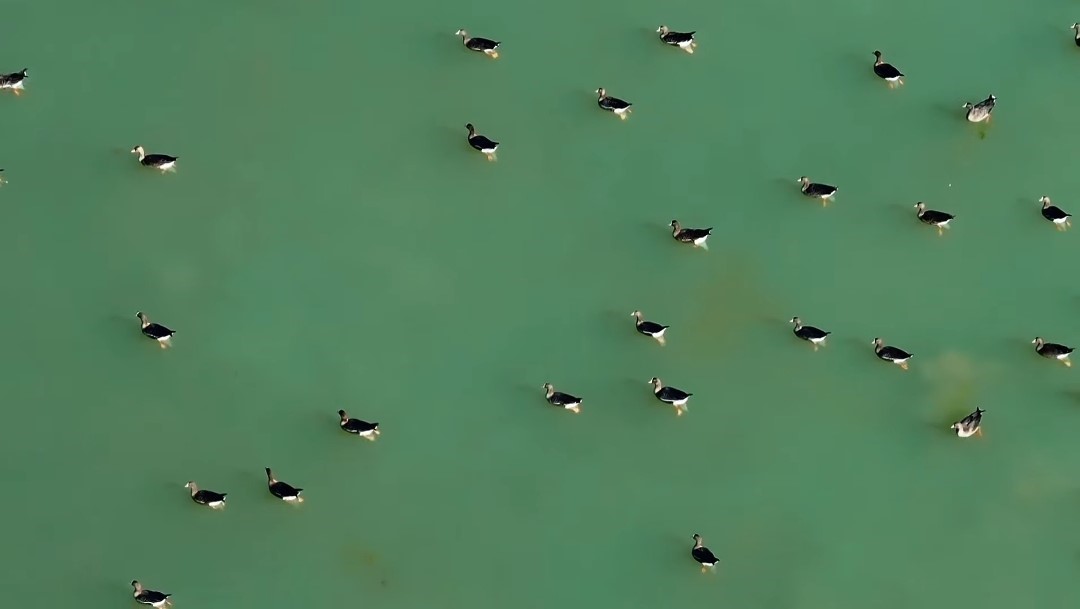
596 87 632 120
657 26 696 54
131 146 178 172
338 409 380 440
872 51 904 87
131 581 170 608
962 95 996 123
265 467 304 503
184 481 227 509
455 29 500 59
872 337 913 370
1039 196 1072 230
1073 23 1080 47
649 377 691 416
632 310 669 345
914 202 955 235
465 123 498 161
136 311 175 349
543 383 582 414
798 176 837 206
1032 337 1074 367
670 220 712 249
790 317 830 351
0 68 27 96
951 408 984 438
691 534 719 573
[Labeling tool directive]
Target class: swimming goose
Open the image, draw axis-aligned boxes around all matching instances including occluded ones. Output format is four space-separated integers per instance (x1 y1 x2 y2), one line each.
691 534 719 573
670 220 712 248
131 146 178 172
632 310 669 345
1039 196 1072 230
872 51 903 87
962 95 995 123
790 317 830 351
131 581 170 608
1073 23 1080 47
136 312 175 349
596 88 632 120
951 408 984 438
265 467 304 503
183 481 227 509
542 383 582 414
0 68 27 96
914 202 955 235
338 409 380 440
649 377 691 416
872 337 913 370
1032 337 1074 367
465 123 498 161
657 26 696 54
455 30 500 59
798 176 837 206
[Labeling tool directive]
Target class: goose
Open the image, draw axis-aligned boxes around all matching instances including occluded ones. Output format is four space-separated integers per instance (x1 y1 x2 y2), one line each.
872 51 903 87
136 312 175 349
465 123 498 161
649 377 691 416
1073 23 1080 47
596 88 632 120
798 176 837 206
0 68 27 96
183 481 227 509
670 220 712 248
657 26 696 53
1039 196 1072 230
265 468 304 503
872 337 913 370
455 29 500 59
951 408 984 438
962 95 996 123
914 202 955 235
131 581 170 608
542 383 582 414
790 317 830 351
691 534 719 573
632 310 669 345
1032 337 1074 367
131 146 178 172
338 409 380 440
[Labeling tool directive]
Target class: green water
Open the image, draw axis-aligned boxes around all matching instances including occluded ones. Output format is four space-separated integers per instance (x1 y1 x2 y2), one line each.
2 1 1079 607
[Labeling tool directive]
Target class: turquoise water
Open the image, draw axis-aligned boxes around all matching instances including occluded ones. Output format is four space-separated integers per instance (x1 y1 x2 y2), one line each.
1 1 1079 608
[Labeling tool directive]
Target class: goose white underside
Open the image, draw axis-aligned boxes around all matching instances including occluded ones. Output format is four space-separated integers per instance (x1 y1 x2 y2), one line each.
480 147 497 154
888 358 910 365
693 236 709 246
156 336 171 343
649 329 668 338
1056 353 1070 360
663 398 689 407
613 107 630 116
282 495 303 503
358 429 379 438
885 76 901 83
954 427 978 438
809 336 827 345
1 82 24 90
155 161 177 171
1053 217 1069 225
207 500 225 508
